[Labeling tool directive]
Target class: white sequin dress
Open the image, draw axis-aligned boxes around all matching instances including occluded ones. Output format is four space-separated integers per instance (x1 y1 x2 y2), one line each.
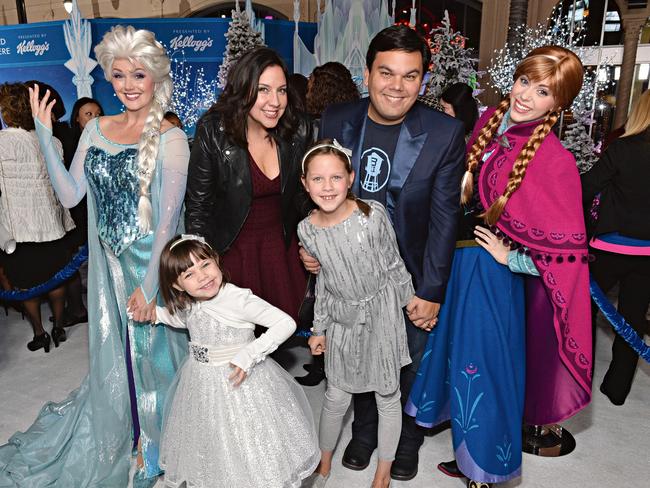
155 284 319 488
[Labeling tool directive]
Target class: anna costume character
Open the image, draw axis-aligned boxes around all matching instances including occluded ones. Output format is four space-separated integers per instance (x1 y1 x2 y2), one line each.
406 46 592 487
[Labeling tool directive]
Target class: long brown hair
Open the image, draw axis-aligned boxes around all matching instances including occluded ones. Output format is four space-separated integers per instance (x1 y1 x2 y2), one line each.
159 237 228 314
461 46 584 225
209 47 300 148
301 139 371 216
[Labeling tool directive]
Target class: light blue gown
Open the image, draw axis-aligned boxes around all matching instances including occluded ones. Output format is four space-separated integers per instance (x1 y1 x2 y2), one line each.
0 118 189 487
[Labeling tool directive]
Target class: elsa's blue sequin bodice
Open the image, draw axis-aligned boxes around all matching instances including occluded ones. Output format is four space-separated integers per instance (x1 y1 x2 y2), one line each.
85 146 148 255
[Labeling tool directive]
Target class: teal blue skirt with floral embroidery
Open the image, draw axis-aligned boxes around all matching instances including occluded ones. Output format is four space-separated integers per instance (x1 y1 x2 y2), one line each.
405 246 525 483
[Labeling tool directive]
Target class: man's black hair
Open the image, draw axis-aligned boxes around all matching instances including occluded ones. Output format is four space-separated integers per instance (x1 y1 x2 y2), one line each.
366 25 431 75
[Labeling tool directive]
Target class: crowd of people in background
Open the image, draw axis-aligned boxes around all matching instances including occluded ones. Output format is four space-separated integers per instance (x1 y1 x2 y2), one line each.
0 21 648 488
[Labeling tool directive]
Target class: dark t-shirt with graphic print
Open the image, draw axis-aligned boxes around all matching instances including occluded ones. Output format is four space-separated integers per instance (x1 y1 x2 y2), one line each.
358 117 401 206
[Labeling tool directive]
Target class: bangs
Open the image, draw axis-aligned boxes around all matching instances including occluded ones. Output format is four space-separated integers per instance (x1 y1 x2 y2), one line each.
168 241 215 276
515 57 560 92
514 47 584 110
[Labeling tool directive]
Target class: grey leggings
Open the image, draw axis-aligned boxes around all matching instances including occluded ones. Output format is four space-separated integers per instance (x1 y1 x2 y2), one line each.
319 384 402 461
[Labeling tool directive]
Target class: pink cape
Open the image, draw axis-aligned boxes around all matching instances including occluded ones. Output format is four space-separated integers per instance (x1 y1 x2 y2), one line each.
470 108 593 400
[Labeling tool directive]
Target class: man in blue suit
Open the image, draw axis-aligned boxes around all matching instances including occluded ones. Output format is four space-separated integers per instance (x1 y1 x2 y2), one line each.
305 25 466 481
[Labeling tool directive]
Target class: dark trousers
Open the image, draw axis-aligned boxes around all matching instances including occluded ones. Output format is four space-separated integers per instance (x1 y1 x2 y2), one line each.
590 249 650 403
350 311 430 453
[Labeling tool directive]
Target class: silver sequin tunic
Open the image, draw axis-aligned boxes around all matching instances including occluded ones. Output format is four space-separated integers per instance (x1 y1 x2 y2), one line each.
298 200 414 395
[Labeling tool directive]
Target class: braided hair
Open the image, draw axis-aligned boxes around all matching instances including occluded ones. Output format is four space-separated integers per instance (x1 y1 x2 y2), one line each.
461 46 583 225
94 25 173 233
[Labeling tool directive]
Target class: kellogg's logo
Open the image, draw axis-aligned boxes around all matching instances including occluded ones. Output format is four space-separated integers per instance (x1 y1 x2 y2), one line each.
169 35 213 52
16 39 49 56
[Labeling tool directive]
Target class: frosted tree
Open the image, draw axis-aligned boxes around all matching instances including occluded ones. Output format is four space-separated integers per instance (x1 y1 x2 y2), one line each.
562 121 599 173
217 2 265 89
421 10 481 104
169 55 218 129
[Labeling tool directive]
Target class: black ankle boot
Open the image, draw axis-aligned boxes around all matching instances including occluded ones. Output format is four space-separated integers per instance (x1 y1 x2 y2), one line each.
390 448 419 481
27 332 51 353
52 326 67 347
295 365 325 386
342 439 375 471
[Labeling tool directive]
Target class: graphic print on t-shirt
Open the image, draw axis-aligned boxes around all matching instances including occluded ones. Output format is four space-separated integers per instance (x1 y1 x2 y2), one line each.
360 147 391 193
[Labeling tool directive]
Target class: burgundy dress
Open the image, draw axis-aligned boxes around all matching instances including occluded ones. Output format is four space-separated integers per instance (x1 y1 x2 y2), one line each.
221 156 307 322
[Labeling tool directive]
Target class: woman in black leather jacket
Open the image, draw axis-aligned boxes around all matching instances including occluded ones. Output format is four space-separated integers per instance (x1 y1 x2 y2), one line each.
185 47 314 323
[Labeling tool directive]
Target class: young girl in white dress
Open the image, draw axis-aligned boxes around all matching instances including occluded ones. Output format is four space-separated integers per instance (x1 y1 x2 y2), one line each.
299 140 415 488
151 234 319 488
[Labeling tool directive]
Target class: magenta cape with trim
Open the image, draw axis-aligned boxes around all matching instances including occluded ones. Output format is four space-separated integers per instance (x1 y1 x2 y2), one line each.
470 108 592 406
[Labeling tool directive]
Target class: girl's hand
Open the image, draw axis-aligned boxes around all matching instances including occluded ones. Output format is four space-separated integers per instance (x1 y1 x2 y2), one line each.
229 364 247 387
308 335 326 355
405 296 439 331
28 84 55 130
127 287 156 323
474 225 509 265
299 245 321 274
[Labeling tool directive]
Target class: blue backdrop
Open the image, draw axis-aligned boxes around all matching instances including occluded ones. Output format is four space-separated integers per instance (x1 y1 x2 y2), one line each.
0 17 316 135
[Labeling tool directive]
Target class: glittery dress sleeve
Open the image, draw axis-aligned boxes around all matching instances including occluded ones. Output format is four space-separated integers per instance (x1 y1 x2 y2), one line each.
140 128 190 303
297 218 333 336
34 117 89 208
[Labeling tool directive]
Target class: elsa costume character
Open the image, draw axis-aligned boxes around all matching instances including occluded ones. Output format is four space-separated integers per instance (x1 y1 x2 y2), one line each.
0 26 189 488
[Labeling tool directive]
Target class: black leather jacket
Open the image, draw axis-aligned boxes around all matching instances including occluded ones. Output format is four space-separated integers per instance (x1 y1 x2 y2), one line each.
184 111 315 253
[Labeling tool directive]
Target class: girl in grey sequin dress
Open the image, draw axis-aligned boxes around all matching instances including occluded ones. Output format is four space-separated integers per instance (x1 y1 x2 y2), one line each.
152 236 319 488
299 141 414 488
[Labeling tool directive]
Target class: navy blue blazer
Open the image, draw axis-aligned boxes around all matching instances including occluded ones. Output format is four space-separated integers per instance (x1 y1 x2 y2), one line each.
320 99 465 303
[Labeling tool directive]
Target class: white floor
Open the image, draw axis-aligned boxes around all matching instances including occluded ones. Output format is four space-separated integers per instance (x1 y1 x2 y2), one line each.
0 302 648 488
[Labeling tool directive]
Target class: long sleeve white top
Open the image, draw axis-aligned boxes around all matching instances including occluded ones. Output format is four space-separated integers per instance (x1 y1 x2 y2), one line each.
156 283 297 373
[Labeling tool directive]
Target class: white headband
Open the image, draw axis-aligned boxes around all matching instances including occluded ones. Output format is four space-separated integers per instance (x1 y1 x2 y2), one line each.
170 234 212 250
301 139 353 173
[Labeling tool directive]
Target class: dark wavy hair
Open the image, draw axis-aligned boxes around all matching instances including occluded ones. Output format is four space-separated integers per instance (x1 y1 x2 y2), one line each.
366 25 431 74
441 82 478 136
210 47 300 148
306 62 360 116
0 83 34 130
70 97 104 140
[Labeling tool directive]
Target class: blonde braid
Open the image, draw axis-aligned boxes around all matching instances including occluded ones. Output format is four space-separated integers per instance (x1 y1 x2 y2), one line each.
482 110 559 225
461 98 510 204
136 77 172 233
